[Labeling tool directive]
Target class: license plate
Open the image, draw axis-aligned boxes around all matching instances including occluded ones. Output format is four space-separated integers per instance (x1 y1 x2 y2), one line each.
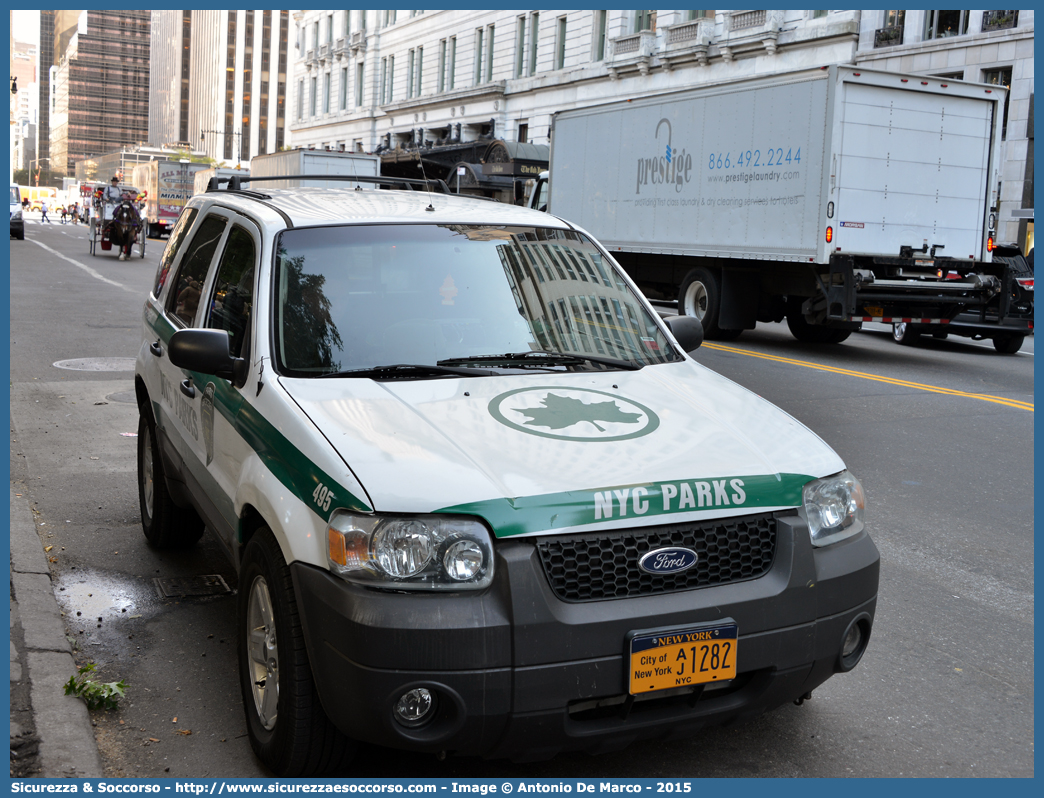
627 622 738 695
914 259 935 268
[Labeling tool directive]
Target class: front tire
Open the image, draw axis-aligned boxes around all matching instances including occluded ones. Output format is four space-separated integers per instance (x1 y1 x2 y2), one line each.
137 410 205 548
238 529 356 776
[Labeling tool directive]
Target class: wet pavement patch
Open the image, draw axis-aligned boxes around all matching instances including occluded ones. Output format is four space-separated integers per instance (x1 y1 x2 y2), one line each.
152 575 232 599
53 357 136 372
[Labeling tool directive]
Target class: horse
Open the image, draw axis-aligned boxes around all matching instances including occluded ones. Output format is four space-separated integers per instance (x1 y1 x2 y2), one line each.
107 199 141 260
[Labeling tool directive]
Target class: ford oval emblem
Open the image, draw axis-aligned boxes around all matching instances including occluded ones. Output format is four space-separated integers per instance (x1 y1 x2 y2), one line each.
638 547 699 575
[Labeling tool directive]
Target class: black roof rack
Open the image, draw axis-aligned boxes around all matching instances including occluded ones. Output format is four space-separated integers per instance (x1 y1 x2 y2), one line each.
206 174 452 195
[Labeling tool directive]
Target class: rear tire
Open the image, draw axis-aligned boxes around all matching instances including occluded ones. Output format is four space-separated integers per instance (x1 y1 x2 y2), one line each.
786 298 849 343
993 334 1025 354
238 529 356 776
892 322 921 346
678 268 741 340
137 410 205 548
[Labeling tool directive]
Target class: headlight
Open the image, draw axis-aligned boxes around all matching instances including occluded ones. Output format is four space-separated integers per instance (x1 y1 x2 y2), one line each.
802 470 866 547
326 512 494 590
12 209 22 220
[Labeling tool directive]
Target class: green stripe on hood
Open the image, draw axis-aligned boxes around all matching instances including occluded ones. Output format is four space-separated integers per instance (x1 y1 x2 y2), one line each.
436 473 813 538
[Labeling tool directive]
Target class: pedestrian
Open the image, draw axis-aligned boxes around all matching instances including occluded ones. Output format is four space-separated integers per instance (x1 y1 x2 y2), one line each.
40 200 52 223
60 205 68 224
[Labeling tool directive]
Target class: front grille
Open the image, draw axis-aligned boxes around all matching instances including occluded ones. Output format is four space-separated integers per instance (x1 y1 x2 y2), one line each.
535 513 777 603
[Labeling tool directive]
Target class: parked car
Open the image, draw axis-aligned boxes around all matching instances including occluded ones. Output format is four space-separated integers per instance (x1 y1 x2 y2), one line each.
893 243 1033 353
134 175 879 776
10 184 24 240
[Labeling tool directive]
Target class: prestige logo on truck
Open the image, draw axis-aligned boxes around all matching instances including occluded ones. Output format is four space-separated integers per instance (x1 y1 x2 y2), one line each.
636 118 693 195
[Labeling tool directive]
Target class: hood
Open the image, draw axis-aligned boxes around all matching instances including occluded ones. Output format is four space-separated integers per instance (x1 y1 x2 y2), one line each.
282 360 844 538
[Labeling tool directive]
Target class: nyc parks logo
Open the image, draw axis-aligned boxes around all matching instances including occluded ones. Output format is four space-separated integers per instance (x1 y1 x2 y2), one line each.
488 387 659 442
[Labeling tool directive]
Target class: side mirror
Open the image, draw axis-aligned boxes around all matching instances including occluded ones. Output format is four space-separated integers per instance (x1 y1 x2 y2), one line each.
168 329 248 388
663 314 704 353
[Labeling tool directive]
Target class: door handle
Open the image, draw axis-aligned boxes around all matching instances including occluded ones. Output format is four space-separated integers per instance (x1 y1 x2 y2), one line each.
180 378 196 398
149 340 163 357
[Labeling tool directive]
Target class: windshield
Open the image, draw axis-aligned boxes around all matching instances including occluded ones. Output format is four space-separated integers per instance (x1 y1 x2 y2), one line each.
273 224 682 377
11 187 21 205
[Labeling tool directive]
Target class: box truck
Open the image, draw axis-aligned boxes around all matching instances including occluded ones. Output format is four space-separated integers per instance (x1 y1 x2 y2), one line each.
133 160 210 238
243 149 379 189
537 65 1029 349
193 167 248 198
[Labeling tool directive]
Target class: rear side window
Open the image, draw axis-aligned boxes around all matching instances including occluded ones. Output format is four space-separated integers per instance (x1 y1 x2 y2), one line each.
153 207 199 298
166 214 228 326
205 226 256 359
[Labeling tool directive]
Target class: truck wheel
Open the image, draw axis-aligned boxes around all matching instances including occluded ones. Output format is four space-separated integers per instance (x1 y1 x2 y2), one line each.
678 268 739 339
993 334 1025 354
137 410 205 548
239 529 356 776
891 322 921 346
786 298 847 343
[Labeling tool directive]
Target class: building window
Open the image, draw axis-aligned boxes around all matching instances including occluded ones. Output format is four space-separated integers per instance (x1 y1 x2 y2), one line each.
313 20 319 50
326 14 333 44
687 11 714 20
555 17 567 70
924 10 968 40
309 75 317 116
593 10 607 62
518 122 528 143
516 16 526 78
415 46 423 97
296 79 303 120
448 37 456 90
982 10 1018 32
343 10 350 37
407 50 414 97
485 25 495 83
875 10 905 47
635 10 656 33
340 66 348 110
982 67 1012 139
438 39 447 92
355 63 364 107
474 28 484 84
529 13 540 75
323 72 330 114
811 10 828 19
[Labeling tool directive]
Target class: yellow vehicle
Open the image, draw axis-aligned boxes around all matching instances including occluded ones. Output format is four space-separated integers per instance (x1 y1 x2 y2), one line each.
18 186 58 212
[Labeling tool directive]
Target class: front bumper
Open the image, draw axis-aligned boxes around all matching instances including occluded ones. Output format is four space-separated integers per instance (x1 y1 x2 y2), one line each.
292 513 879 760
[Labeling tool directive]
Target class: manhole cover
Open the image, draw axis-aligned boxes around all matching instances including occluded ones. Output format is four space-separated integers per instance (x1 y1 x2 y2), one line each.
54 358 136 372
105 390 137 404
153 575 231 599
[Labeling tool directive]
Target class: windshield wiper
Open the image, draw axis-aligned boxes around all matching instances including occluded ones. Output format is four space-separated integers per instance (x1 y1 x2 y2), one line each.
438 351 642 371
316 363 496 379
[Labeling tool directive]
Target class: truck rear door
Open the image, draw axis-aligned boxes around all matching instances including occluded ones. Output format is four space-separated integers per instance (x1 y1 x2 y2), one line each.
833 76 994 261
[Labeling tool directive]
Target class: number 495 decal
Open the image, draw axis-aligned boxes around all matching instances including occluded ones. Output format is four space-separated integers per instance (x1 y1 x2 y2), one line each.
312 482 335 512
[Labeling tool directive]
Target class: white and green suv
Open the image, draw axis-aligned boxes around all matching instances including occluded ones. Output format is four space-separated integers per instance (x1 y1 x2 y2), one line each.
134 175 879 776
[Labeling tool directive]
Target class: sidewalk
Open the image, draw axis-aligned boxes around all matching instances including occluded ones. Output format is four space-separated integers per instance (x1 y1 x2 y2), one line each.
9 484 104 778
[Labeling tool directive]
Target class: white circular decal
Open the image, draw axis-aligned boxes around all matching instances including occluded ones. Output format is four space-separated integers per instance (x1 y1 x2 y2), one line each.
488 387 660 442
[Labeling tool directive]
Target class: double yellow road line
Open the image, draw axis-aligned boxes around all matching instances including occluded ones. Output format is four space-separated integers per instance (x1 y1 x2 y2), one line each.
701 342 1034 412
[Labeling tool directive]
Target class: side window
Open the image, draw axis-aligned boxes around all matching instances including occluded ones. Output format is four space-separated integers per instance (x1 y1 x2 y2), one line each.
166 214 228 326
153 207 199 298
206 226 257 359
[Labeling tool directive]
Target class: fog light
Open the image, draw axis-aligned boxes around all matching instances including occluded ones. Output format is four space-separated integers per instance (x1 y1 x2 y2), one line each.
837 616 871 672
394 688 436 728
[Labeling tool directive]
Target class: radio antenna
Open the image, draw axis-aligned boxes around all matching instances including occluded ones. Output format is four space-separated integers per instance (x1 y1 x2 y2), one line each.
416 143 435 212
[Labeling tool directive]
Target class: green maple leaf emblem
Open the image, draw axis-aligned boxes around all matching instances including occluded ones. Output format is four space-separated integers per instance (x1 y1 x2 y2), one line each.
518 393 642 432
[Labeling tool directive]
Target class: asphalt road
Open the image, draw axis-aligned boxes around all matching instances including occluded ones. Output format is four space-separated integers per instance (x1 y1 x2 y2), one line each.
9 219 1034 778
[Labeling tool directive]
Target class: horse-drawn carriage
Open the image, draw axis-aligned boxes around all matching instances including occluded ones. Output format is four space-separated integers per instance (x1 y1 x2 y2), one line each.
84 181 146 259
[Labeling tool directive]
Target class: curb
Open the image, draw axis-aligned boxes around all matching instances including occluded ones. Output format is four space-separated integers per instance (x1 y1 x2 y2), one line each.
9 484 104 778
